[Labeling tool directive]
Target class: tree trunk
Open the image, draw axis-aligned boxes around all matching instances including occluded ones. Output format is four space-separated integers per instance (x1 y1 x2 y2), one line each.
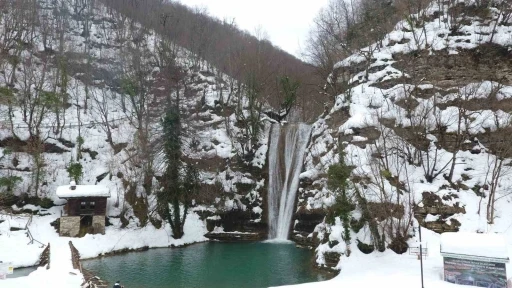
354 186 385 252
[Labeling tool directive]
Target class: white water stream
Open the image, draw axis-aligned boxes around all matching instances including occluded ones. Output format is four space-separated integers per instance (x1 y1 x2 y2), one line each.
267 123 312 240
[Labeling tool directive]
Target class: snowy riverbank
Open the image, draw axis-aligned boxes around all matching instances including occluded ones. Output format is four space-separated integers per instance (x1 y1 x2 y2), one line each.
0 205 209 269
275 228 512 288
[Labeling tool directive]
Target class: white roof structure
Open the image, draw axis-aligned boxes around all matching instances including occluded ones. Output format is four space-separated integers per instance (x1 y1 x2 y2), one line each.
56 183 110 198
440 232 509 261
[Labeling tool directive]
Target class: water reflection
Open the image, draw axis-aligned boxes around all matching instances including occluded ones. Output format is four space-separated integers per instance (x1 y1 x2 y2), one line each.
82 242 330 288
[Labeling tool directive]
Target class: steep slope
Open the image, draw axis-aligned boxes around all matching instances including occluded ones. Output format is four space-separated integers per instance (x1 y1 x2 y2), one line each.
0 0 274 263
99 0 326 121
293 0 512 271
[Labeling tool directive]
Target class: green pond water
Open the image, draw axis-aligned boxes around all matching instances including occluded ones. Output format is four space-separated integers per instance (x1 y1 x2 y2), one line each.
82 242 329 288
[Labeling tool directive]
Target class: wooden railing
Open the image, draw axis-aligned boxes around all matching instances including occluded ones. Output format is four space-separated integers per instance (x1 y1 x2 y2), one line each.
69 241 109 288
39 243 50 269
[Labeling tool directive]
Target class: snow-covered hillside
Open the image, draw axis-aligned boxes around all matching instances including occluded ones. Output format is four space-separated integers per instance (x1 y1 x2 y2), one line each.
294 0 512 276
3 0 512 286
0 0 271 268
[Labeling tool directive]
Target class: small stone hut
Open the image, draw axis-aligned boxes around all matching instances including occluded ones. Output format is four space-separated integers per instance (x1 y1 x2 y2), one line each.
441 232 509 288
56 181 110 237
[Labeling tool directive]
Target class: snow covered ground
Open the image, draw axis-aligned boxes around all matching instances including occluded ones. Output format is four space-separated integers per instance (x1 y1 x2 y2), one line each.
0 206 208 269
3 230 84 288
2 264 83 288
276 228 512 288
440 232 509 259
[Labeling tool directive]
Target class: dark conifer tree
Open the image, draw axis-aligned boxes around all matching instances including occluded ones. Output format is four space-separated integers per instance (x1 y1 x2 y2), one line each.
158 104 199 239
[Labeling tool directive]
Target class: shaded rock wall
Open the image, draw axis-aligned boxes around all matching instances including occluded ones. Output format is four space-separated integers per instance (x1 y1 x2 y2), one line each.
292 208 326 248
414 192 465 233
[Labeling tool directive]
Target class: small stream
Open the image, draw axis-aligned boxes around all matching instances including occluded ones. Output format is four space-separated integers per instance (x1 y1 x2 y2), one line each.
82 242 329 288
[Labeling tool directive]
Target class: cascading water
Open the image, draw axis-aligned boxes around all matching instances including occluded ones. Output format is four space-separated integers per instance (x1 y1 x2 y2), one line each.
267 123 312 240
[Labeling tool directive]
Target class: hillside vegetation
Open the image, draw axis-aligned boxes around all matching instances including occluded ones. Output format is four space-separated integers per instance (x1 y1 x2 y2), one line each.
0 0 304 235
1 0 512 275
297 0 512 269
101 0 328 121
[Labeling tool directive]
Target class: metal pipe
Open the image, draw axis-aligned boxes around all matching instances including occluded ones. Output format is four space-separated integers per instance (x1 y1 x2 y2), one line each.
419 224 425 288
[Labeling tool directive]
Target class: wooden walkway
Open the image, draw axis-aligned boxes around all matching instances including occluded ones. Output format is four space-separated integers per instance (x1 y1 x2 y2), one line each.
68 241 109 288
2 241 83 287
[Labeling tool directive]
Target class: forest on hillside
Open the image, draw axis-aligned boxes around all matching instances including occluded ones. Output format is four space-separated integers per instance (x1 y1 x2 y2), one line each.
101 0 329 121
0 0 402 204
0 0 331 234
1 0 512 248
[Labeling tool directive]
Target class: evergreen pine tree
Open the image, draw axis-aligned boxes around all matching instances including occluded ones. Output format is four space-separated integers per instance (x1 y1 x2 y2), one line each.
327 149 354 243
158 104 199 239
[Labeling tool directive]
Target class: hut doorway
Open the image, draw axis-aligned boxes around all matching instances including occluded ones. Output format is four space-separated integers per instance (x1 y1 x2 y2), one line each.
79 215 93 237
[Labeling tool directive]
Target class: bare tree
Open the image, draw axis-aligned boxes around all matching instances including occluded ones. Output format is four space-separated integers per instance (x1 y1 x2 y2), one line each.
117 24 159 196
483 111 512 224
490 0 512 43
17 52 54 139
358 123 415 253
91 88 115 147
0 0 34 54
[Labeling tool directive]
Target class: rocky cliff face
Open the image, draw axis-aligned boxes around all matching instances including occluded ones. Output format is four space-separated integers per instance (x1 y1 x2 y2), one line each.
296 0 512 270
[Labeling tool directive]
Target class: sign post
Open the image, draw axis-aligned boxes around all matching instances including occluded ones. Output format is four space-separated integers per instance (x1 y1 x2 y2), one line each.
419 224 425 288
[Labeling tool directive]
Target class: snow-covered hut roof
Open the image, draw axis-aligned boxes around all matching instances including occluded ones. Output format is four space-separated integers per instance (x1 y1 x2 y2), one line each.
440 232 509 261
56 183 110 198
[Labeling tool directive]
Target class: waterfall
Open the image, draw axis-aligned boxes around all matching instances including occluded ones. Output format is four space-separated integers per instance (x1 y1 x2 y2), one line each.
268 123 312 240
